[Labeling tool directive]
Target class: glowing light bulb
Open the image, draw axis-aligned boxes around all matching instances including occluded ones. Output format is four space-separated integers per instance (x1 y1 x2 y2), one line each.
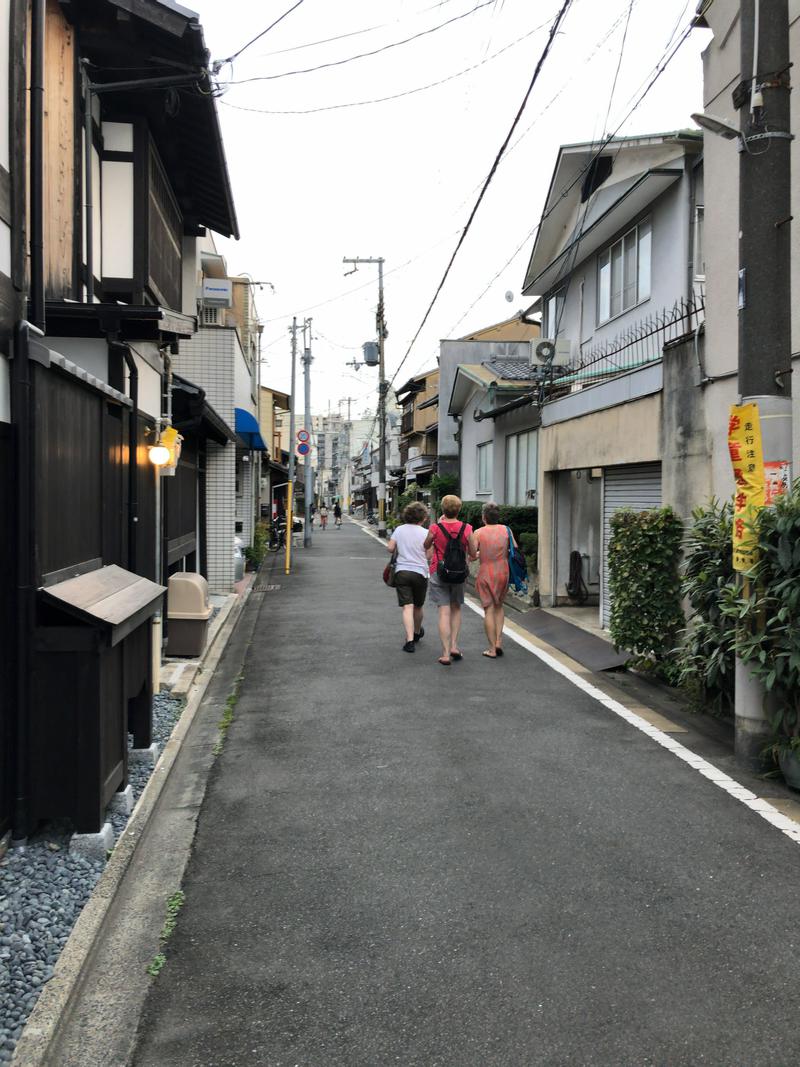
149 444 171 466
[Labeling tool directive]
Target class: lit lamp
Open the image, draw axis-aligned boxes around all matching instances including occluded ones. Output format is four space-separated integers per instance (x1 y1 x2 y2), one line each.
148 443 171 466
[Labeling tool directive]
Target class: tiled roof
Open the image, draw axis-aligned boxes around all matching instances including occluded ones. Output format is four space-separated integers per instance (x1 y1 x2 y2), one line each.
482 357 534 381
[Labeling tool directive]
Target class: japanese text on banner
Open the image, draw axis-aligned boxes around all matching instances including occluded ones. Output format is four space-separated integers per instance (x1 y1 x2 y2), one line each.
728 403 765 572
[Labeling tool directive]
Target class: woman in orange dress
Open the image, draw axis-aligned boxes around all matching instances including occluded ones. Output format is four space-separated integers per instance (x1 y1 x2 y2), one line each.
473 502 515 658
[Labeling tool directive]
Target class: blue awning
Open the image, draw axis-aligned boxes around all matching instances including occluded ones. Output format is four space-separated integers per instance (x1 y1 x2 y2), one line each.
234 407 267 451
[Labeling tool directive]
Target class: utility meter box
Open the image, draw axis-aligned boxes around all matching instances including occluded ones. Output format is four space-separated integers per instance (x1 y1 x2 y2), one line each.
362 342 379 366
167 573 213 657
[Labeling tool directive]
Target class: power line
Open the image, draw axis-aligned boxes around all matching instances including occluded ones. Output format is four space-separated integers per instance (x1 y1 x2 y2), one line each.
393 0 708 390
220 0 497 85
385 0 574 395
219 16 553 115
214 0 307 71
253 0 467 59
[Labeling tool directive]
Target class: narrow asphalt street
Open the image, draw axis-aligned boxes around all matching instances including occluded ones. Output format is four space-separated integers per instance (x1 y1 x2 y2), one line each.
133 519 800 1067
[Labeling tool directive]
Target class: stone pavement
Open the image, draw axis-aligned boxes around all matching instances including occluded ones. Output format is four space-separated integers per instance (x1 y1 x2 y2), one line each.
132 518 800 1067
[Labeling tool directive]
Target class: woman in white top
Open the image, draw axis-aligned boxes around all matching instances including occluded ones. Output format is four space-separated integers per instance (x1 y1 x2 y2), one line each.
385 501 430 653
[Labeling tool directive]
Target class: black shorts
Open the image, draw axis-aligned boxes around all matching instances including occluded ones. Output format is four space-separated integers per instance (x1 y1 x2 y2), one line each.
395 570 428 608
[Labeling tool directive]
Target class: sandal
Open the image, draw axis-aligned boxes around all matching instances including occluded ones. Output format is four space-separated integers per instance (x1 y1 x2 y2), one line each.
482 650 497 659
438 656 452 666
450 650 463 661
495 647 504 657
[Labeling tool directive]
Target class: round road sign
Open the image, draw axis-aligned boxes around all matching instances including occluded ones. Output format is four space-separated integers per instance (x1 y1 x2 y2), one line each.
297 429 310 443
297 441 311 456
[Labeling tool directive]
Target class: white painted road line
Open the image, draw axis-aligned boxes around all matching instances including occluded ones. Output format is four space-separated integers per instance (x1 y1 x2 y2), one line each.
463 598 800 848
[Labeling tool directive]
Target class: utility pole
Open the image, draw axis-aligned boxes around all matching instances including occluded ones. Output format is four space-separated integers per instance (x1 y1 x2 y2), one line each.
303 317 314 548
285 318 298 575
343 256 388 537
338 396 357 421
734 0 793 769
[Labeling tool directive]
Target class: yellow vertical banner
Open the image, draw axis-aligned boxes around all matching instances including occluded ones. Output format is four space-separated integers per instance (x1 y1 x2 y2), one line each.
728 403 765 571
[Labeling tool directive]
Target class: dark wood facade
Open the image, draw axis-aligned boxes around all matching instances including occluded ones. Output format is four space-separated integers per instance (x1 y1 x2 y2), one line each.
0 424 14 837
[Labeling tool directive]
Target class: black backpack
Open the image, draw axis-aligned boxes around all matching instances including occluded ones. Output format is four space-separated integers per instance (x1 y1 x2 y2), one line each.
436 522 468 584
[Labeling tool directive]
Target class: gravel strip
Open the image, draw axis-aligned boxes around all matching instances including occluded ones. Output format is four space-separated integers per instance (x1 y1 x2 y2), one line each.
0 692 184 1062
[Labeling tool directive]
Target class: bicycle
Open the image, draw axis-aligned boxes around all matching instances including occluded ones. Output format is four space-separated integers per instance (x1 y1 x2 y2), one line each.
266 520 287 553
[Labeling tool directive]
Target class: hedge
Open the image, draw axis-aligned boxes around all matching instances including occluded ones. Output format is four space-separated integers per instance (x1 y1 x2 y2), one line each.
608 506 684 676
459 501 537 538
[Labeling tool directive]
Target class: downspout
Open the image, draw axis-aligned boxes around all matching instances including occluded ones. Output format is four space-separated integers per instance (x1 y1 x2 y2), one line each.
13 0 46 844
30 0 45 330
111 341 139 572
82 63 94 303
11 322 42 846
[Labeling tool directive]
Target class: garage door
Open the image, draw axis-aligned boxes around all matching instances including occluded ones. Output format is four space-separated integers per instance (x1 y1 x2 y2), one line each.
601 462 662 628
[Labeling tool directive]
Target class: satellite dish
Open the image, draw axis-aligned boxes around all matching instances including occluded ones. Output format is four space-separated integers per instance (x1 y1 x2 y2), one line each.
504 290 514 303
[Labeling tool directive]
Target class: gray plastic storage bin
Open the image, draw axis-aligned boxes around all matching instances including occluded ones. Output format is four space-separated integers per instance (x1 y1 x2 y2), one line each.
167 573 213 657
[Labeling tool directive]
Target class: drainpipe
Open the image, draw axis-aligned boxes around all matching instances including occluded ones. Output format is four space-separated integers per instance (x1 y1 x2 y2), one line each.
82 63 94 303
11 322 43 846
13 0 47 845
30 0 45 330
110 341 139 572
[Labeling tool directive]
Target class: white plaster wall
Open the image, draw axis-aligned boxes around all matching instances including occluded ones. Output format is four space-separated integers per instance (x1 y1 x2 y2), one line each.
459 387 497 500
551 176 692 364
136 358 163 420
47 336 108 380
701 1 800 494
101 161 134 278
234 337 254 415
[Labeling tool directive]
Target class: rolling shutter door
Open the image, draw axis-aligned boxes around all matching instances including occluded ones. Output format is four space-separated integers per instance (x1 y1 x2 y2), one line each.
601 462 662 628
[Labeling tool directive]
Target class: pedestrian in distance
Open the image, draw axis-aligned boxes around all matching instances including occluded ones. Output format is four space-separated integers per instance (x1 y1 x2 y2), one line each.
319 503 329 530
385 501 430 653
333 501 342 527
473 501 514 658
424 494 476 665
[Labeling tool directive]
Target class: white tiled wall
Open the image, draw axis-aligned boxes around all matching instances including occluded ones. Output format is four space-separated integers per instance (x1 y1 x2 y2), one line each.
206 441 236 592
174 329 239 592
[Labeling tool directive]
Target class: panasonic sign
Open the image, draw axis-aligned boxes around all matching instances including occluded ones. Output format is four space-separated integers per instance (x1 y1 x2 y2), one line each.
202 279 233 308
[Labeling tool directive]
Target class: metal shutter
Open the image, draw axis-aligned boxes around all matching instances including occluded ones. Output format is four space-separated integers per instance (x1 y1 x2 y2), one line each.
601 462 662 628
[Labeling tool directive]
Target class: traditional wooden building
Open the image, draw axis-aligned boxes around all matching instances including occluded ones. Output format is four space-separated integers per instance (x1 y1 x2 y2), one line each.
1 0 238 842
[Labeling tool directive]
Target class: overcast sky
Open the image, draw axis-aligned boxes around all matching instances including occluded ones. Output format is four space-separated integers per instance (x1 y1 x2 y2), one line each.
189 0 710 418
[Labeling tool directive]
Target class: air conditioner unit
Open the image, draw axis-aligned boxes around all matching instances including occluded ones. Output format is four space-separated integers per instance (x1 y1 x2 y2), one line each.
531 338 572 366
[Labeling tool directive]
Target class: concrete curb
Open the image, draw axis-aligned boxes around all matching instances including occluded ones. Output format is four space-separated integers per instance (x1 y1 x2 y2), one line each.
11 583 253 1067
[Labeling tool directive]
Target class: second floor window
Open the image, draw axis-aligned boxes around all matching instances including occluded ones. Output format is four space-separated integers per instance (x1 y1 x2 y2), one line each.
477 441 493 495
544 288 565 338
597 218 651 325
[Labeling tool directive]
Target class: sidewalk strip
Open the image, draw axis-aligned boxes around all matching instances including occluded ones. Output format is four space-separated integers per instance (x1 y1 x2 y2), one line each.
463 599 800 847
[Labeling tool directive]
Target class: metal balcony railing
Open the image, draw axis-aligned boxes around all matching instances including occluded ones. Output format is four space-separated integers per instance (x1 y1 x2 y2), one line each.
557 294 705 389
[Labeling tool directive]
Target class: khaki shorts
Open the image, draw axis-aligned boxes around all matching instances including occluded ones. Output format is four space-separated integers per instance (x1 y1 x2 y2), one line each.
428 572 465 607
395 570 428 607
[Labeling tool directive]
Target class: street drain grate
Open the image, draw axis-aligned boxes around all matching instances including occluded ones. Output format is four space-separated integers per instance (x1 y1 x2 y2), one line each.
255 582 281 592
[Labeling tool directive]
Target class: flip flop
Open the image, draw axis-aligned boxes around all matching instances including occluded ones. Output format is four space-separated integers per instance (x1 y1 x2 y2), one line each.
482 650 497 659
438 656 452 666
495 647 504 657
450 651 463 661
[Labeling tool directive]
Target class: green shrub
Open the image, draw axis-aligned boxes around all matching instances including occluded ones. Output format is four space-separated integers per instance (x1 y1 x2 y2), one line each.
677 500 736 716
458 501 537 539
244 521 268 568
722 478 800 754
608 506 684 678
518 531 538 567
430 473 459 501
